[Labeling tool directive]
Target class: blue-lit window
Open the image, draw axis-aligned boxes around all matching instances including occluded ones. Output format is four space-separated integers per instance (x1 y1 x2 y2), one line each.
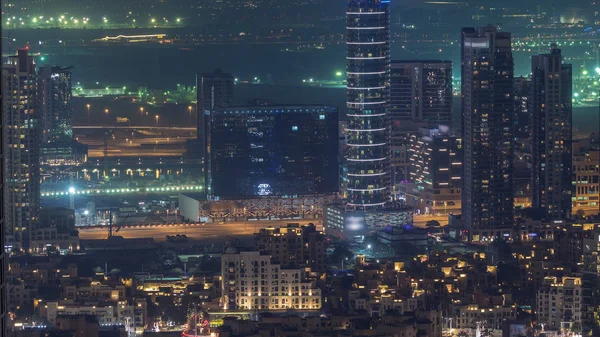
292 126 298 131
319 115 325 120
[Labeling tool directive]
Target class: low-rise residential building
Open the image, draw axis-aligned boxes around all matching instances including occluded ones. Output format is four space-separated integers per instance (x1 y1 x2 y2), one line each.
537 276 583 332
221 247 321 311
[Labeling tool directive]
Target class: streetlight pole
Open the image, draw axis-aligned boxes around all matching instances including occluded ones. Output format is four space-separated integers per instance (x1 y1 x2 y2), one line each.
188 105 193 125
86 104 91 125
155 115 159 127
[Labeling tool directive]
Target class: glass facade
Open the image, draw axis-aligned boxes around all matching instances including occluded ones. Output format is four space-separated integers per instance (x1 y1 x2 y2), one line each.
208 105 339 198
345 0 391 209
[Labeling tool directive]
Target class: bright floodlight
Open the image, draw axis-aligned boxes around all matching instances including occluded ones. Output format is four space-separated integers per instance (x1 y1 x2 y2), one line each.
69 187 75 194
84 210 89 215
367 244 372 249
596 68 600 74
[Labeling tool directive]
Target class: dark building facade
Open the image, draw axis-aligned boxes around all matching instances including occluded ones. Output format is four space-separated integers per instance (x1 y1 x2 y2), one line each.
531 46 573 219
196 70 234 161
2 48 41 249
207 105 338 198
38 66 75 165
345 0 391 209
513 76 531 141
461 26 515 241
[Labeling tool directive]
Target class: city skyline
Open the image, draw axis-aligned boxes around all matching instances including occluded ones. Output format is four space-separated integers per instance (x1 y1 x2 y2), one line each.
1 0 600 336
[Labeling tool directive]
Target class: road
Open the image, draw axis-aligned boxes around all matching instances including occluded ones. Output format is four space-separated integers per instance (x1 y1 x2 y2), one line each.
413 215 449 227
78 220 322 243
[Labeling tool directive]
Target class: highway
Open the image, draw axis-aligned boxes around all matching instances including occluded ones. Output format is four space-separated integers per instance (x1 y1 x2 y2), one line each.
74 126 196 131
78 220 322 243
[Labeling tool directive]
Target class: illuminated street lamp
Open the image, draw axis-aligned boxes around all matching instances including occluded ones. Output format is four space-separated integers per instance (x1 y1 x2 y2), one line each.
188 106 193 124
105 108 109 114
155 115 159 127
86 104 91 125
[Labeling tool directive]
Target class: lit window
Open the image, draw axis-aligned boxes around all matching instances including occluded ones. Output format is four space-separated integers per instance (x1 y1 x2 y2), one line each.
319 115 325 120
292 126 298 131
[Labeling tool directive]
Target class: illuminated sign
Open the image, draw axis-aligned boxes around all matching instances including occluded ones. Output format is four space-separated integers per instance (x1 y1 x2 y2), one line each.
345 216 366 231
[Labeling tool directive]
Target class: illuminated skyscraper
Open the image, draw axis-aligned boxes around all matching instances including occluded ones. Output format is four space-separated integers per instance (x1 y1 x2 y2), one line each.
2 48 40 249
531 46 572 219
389 60 453 126
345 0 391 209
461 26 514 241
389 60 453 183
38 66 74 165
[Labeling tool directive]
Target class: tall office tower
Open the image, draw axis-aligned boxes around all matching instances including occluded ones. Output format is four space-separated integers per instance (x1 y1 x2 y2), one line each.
2 48 41 249
461 26 515 241
389 60 453 125
38 66 74 165
196 70 234 154
207 104 338 198
346 0 391 209
531 46 573 219
196 70 234 195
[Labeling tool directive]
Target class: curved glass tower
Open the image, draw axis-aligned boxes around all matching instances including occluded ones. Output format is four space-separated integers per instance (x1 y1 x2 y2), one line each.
345 0 390 209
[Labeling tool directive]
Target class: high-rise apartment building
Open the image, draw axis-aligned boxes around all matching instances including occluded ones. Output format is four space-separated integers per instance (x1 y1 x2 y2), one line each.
0 26 6 337
345 0 391 209
531 46 573 219
38 66 74 165
389 60 453 185
389 60 453 126
207 104 338 198
221 248 322 311
461 26 515 241
2 48 40 249
572 139 600 216
254 224 327 273
403 126 462 215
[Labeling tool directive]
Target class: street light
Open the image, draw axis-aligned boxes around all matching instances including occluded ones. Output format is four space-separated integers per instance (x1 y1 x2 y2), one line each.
105 108 109 114
188 106 193 125
86 104 91 125
155 115 159 127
